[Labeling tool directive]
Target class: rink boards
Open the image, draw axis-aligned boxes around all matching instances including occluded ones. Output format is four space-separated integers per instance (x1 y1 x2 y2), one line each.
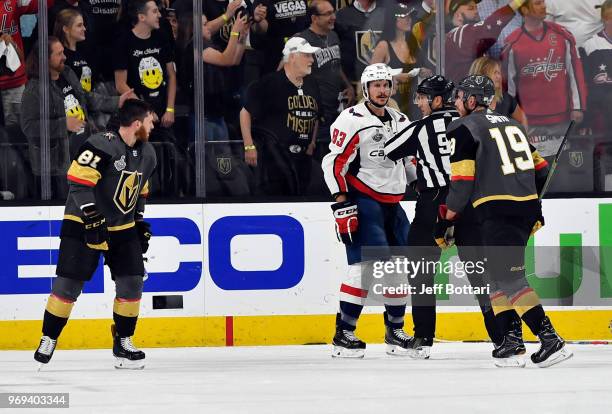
1 199 612 349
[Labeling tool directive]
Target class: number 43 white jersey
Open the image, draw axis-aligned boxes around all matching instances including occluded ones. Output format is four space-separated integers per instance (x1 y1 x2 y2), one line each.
322 102 415 203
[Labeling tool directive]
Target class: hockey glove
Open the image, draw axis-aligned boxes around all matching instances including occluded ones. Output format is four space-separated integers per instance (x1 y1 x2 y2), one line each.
331 200 358 245
135 220 152 253
82 206 109 251
433 204 455 249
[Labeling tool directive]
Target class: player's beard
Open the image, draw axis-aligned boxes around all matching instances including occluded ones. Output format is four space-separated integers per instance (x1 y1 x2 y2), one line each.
135 125 150 142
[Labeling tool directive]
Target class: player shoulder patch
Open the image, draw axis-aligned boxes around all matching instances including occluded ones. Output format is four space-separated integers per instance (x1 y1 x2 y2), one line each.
349 107 364 117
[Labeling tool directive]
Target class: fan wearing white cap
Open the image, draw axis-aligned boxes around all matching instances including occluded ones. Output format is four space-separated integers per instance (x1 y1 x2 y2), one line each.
321 63 418 358
240 36 322 195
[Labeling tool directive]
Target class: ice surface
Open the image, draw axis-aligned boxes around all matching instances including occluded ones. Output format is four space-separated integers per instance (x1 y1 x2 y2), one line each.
1 343 611 413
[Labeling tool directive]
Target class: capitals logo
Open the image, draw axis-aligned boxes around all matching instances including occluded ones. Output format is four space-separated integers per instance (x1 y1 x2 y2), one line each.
521 49 565 82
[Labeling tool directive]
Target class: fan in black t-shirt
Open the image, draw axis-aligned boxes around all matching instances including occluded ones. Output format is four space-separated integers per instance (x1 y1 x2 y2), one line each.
53 8 95 93
255 0 309 72
115 0 176 128
241 37 322 195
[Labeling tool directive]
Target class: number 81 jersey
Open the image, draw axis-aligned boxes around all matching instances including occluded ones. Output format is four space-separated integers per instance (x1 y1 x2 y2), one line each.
445 110 549 219
322 102 413 203
63 131 157 231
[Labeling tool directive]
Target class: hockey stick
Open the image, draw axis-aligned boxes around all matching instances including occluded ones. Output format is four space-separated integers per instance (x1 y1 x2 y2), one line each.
538 121 575 200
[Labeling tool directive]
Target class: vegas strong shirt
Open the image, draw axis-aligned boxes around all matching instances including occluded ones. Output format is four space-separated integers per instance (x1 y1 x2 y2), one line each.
245 70 321 152
115 29 173 115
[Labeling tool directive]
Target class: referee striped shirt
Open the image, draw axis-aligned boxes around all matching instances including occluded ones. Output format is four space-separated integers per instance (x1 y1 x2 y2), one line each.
385 108 459 190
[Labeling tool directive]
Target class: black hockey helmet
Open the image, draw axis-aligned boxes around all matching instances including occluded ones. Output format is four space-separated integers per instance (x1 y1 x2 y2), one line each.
416 75 455 103
455 75 495 107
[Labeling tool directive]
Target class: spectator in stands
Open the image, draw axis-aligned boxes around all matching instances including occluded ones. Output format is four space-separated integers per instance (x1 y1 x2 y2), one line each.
411 0 437 71
413 0 435 22
477 0 522 58
0 0 53 129
21 37 131 198
54 9 91 94
53 9 127 129
335 0 386 85
469 56 526 125
503 0 587 159
256 0 309 73
164 6 179 40
240 37 321 195
445 0 527 82
582 0 612 136
177 12 250 141
371 2 431 119
205 0 268 47
297 0 354 160
546 0 603 48
115 0 177 138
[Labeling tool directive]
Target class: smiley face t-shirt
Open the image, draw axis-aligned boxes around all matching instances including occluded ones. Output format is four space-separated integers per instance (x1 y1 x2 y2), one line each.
115 28 173 115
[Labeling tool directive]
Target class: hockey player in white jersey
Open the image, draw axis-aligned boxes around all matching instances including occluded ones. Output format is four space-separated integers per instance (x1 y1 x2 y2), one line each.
322 63 416 358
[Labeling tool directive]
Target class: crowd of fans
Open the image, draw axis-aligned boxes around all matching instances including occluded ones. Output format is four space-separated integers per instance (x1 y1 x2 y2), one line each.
0 0 610 200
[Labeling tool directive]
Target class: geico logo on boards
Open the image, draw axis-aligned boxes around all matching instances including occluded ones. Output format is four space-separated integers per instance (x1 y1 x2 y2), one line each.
0 215 305 294
0 218 201 295
208 215 305 290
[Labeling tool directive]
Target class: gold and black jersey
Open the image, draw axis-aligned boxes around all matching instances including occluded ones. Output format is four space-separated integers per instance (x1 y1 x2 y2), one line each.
445 110 549 219
62 131 157 237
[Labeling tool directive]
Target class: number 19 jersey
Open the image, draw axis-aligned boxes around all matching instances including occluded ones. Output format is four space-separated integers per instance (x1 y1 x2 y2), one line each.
445 110 549 220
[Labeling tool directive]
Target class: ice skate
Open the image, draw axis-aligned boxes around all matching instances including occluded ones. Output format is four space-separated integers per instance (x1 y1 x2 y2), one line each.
404 337 433 359
112 325 145 369
385 326 418 357
531 317 573 368
332 328 366 358
34 336 57 370
493 318 526 368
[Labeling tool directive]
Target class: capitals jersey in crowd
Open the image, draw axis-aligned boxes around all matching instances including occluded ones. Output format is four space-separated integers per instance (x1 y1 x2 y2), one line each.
322 102 414 203
503 22 587 126
0 0 53 90
61 131 156 239
385 107 459 190
445 110 548 219
581 30 612 132
445 4 517 82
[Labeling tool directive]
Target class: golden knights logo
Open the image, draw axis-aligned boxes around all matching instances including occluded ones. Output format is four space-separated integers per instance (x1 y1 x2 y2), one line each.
569 151 584 168
113 170 143 214
217 157 232 175
355 30 382 65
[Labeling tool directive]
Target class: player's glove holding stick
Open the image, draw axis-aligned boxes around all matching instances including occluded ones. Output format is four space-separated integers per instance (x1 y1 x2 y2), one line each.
135 214 152 254
434 204 455 249
82 205 109 251
331 200 358 245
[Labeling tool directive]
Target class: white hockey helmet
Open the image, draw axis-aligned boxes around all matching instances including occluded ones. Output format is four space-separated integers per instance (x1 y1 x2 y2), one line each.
360 63 402 104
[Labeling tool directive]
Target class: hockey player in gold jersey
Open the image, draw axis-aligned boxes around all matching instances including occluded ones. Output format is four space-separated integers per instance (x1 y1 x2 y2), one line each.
34 100 157 370
436 75 572 368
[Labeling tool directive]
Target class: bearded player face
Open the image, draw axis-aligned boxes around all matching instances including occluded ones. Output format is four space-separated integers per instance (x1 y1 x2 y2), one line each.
135 112 155 142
